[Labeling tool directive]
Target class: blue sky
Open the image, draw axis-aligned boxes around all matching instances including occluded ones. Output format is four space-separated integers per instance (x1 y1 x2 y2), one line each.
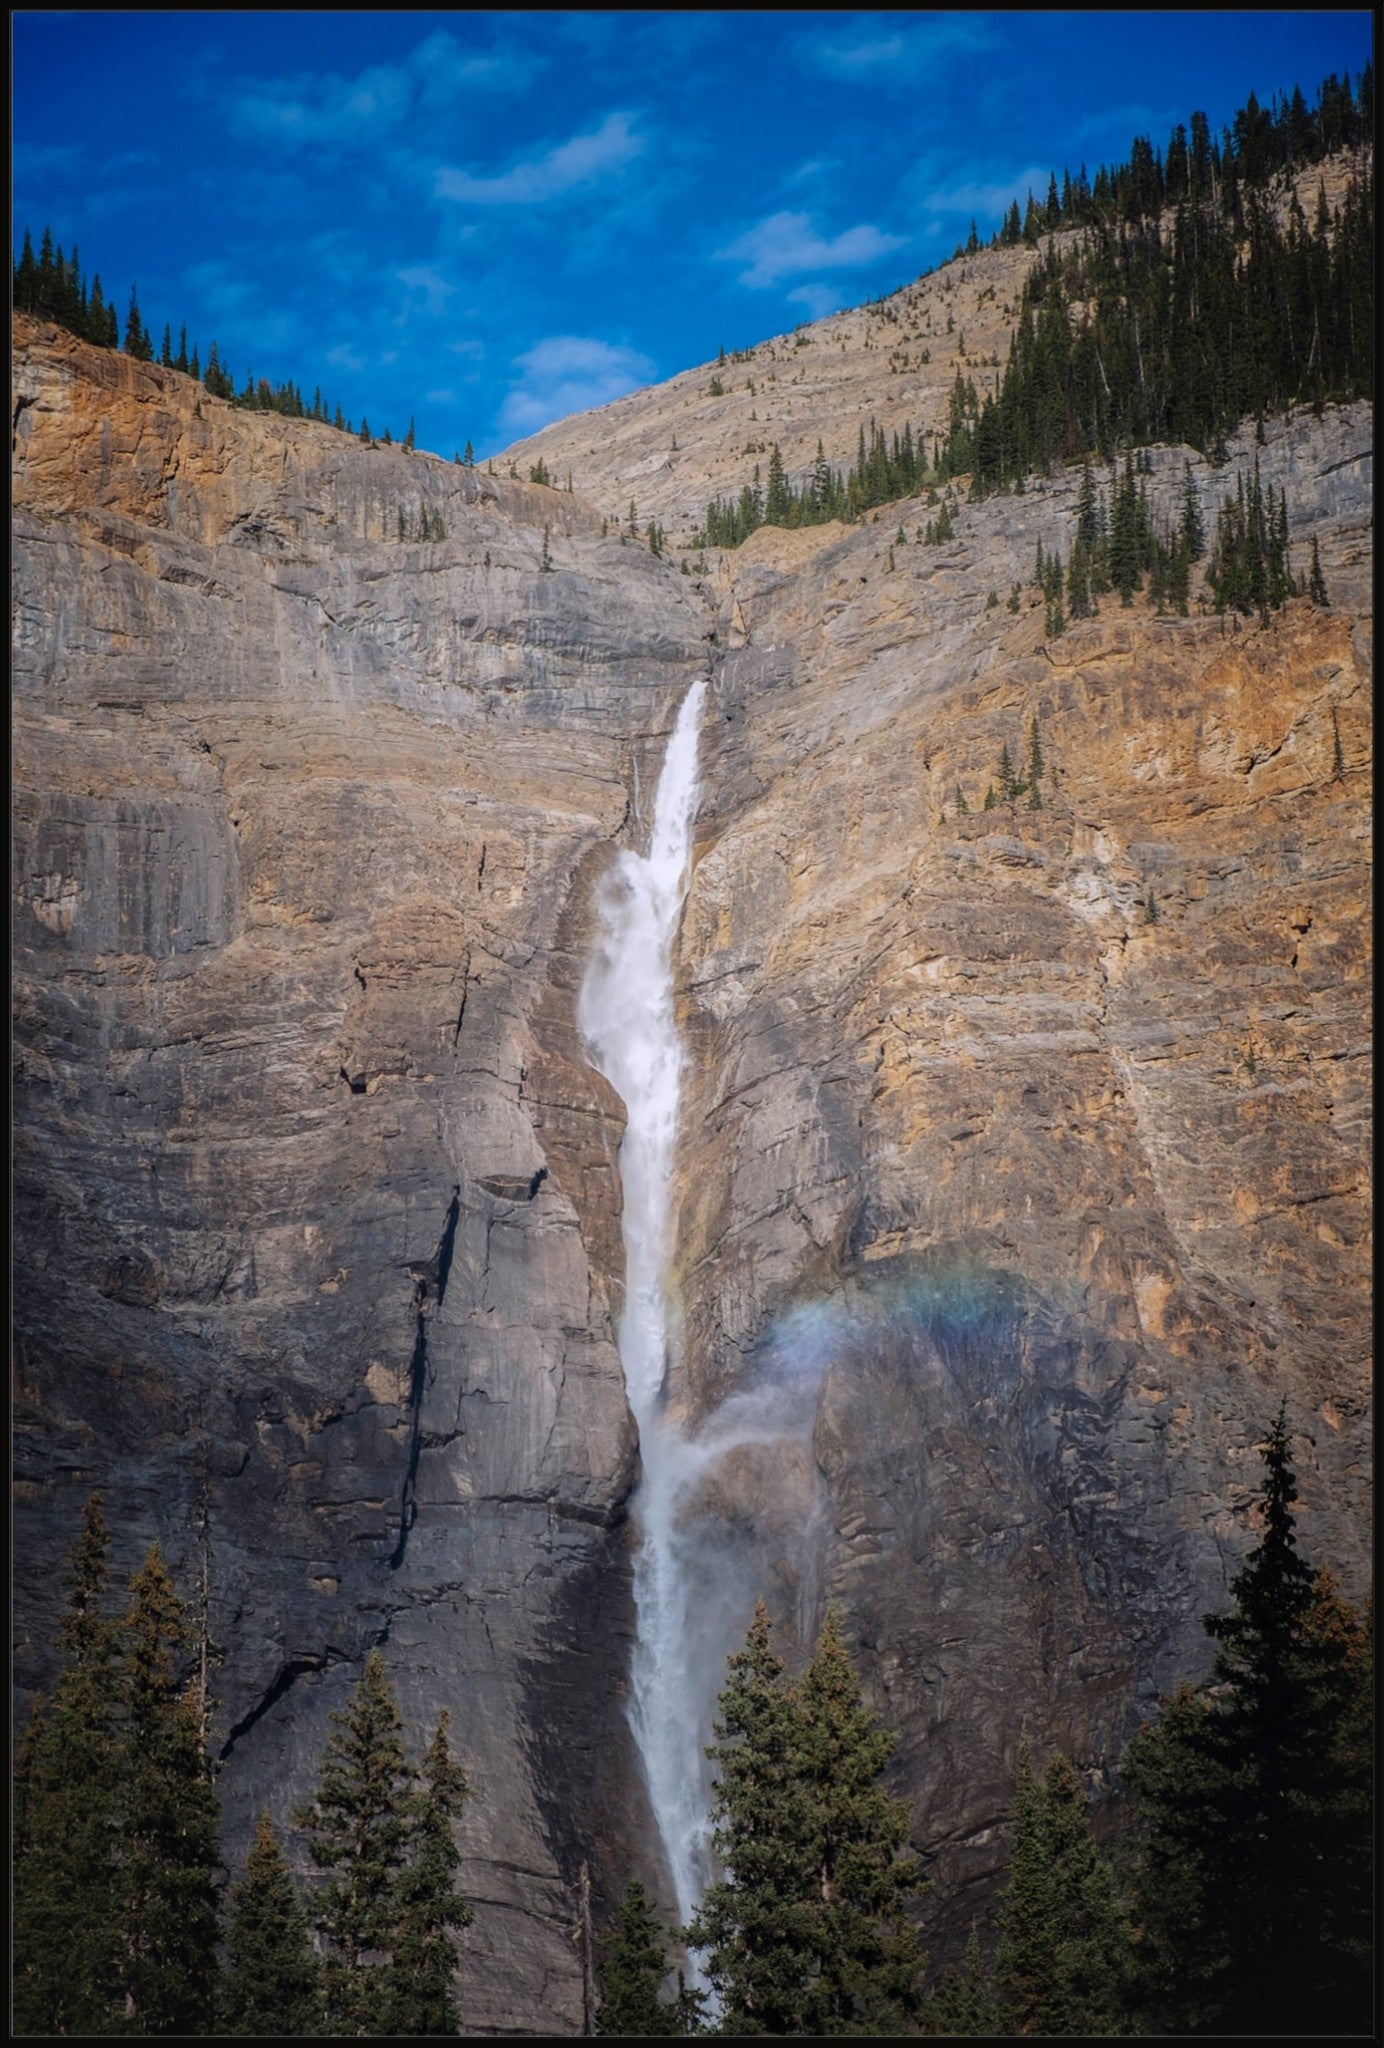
13 10 1373 457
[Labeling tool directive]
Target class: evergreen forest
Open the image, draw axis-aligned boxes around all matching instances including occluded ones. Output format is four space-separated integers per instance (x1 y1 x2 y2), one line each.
12 1413 1372 2036
698 66 1372 547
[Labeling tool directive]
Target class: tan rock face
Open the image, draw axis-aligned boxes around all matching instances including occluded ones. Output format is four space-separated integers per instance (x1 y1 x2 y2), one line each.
13 300 1372 2015
665 424 1370 1926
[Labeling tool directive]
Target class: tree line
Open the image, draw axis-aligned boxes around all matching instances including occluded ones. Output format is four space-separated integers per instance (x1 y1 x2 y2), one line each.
1021 452 1330 644
986 68 1370 250
597 1409 1371 2037
699 67 1372 549
11 226 444 451
944 158 1372 495
10 1408 1373 2035
13 1500 469 2036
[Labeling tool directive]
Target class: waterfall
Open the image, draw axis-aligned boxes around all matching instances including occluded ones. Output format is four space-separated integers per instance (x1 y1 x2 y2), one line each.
578 681 712 1927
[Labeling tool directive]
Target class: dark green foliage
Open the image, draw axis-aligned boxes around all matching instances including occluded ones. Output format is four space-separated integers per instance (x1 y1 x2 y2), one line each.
13 1496 126 2035
1121 1407 1374 2035
117 1545 223 2033
1026 717 1044 808
943 73 1373 496
1206 461 1293 617
793 1612 928 2033
994 1745 1130 2035
1308 535 1330 606
700 419 938 547
463 440 475 465
383 1711 472 2036
22 226 365 431
220 1812 324 2036
686 1603 814 2033
597 1881 682 2036
1331 706 1344 778
295 1649 416 2035
687 1604 927 2034
124 285 154 360
925 1923 1007 2036
15 1516 222 2037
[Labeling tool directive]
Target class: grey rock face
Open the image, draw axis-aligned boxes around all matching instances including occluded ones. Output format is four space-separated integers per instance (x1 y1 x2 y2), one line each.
12 316 1373 2024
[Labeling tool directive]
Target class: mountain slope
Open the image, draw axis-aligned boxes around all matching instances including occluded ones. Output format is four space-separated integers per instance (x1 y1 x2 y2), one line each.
11 195 1372 2023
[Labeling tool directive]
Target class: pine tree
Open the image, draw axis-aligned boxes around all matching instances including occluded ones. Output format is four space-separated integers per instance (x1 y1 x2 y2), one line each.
764 443 792 526
403 416 416 452
927 1923 1007 2036
1122 1406 1373 2035
687 1605 926 2034
117 1544 223 2034
597 1881 681 2036
793 1611 928 2034
997 741 1016 801
1308 535 1329 606
125 285 150 358
686 1602 815 2033
14 225 39 313
383 1710 473 2036
220 1813 324 2036
296 1649 415 2035
995 1740 1130 2035
13 1495 125 2035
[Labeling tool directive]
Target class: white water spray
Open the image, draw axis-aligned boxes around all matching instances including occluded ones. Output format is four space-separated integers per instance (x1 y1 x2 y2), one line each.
578 682 713 1926
580 683 833 1940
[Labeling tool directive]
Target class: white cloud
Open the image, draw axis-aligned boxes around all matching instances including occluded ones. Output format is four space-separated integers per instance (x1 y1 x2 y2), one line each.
396 265 456 315
225 33 534 149
411 31 542 104
231 62 412 147
797 14 995 86
719 210 906 289
499 334 655 436
436 111 643 206
917 165 1052 221
787 282 846 321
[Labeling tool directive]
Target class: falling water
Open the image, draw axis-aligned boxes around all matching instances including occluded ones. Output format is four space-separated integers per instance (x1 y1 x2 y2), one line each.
578 681 712 1927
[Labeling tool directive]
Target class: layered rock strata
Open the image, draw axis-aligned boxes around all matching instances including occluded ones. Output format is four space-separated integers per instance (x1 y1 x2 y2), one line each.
12 303 1372 2019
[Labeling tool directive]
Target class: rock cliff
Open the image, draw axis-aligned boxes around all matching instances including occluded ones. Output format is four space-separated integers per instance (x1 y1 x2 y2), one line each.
12 293 1372 2026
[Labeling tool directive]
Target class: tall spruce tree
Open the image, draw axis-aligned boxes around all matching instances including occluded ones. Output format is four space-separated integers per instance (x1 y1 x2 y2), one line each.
994 1738 1130 2034
220 1812 324 2036
686 1602 815 2033
1121 1406 1373 2035
793 1610 928 2033
687 1603 927 2034
12 1495 126 2035
296 1649 415 2035
926 1922 1008 2037
117 1544 223 2034
597 1881 682 2036
383 1710 473 2035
